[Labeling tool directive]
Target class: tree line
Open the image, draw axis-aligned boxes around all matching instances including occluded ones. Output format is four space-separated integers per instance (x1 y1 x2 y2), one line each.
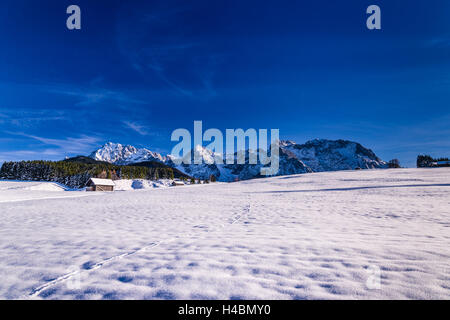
0 160 175 188
417 155 450 168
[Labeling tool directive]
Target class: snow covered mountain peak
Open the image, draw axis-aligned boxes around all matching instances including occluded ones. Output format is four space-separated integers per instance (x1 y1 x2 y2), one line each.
279 140 297 147
192 145 222 165
89 142 135 163
282 139 387 171
89 142 166 165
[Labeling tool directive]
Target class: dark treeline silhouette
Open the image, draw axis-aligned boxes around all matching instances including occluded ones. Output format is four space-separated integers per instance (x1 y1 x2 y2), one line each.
417 155 450 168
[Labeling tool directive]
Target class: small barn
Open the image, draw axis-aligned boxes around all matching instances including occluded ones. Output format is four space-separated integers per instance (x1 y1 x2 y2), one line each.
172 180 185 187
86 178 115 191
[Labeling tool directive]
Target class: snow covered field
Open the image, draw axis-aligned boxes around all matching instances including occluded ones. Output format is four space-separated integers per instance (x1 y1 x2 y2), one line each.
0 168 449 300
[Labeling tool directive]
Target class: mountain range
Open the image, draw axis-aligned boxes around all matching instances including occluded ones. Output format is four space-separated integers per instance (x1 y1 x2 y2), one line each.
88 140 387 182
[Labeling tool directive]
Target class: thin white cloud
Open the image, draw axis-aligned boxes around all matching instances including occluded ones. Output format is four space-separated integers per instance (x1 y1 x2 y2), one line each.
0 81 147 107
1 110 69 127
5 131 102 155
50 88 146 106
122 121 150 136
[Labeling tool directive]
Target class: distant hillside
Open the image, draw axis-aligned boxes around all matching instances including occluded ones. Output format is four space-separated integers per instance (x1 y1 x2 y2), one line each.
64 156 192 179
130 161 191 179
63 156 111 165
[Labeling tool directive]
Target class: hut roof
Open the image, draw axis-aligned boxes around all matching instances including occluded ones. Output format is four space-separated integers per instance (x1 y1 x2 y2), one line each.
88 178 115 186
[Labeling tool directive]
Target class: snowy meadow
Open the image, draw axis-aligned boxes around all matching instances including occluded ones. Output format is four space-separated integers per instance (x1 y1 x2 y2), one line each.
0 168 449 299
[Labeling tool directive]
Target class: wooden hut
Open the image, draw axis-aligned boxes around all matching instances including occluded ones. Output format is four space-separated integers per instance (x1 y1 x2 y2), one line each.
86 178 115 191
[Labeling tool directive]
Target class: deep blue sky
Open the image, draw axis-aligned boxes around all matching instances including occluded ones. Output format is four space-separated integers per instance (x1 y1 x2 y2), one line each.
0 0 449 167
